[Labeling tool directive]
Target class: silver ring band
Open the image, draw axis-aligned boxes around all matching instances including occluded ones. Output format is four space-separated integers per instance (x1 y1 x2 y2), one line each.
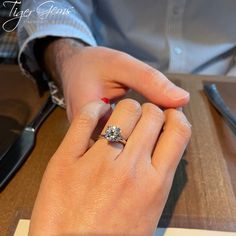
99 134 127 145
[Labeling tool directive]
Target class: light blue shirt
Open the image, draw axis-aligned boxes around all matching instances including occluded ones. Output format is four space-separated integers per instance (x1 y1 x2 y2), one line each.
17 0 236 77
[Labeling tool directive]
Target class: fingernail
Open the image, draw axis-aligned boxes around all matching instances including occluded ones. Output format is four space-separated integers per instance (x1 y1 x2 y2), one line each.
101 97 110 104
165 86 189 101
177 107 183 112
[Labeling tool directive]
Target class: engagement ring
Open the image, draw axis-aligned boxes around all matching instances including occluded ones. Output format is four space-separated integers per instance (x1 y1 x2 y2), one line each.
99 125 127 145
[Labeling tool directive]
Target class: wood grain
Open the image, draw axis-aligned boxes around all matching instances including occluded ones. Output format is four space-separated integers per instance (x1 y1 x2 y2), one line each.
0 66 236 235
159 76 236 231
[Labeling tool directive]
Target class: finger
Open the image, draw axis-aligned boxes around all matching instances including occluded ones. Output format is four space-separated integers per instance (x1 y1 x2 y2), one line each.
91 106 112 141
57 100 110 158
152 109 191 179
110 51 189 107
91 99 141 159
121 103 164 163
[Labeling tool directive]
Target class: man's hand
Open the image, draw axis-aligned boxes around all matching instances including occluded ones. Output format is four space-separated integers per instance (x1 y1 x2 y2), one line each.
44 38 189 121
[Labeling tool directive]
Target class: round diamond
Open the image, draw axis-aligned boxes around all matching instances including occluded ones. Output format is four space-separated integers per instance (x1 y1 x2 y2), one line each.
104 126 121 142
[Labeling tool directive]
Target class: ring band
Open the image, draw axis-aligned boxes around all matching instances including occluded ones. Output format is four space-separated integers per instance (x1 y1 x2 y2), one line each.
99 125 127 145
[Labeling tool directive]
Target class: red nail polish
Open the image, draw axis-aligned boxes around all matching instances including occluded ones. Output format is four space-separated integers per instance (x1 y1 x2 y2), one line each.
101 97 110 104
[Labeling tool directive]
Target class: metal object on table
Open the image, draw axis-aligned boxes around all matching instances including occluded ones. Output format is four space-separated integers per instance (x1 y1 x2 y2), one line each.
204 83 236 135
0 97 56 191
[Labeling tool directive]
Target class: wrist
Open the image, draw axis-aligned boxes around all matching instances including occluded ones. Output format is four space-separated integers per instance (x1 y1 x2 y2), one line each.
40 38 88 109
44 38 87 88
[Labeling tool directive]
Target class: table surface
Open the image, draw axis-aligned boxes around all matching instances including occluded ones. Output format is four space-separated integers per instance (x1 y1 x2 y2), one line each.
0 65 236 236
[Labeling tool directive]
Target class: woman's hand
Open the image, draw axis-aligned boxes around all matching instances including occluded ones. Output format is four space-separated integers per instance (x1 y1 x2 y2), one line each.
44 38 190 121
29 99 191 236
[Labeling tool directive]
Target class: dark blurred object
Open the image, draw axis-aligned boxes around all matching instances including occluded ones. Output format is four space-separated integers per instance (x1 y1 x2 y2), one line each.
0 65 47 162
204 82 236 135
0 99 29 159
0 3 19 64
0 97 56 191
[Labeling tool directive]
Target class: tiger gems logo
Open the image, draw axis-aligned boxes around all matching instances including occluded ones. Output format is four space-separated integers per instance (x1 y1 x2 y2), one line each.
2 0 74 32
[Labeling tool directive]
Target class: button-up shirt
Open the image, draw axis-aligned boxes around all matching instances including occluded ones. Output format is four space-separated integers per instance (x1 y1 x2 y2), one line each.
17 0 236 77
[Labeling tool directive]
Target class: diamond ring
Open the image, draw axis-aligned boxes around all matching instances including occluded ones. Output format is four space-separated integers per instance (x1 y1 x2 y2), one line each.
99 125 127 145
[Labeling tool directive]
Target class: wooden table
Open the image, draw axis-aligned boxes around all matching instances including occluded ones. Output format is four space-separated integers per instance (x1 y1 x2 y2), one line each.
0 66 236 235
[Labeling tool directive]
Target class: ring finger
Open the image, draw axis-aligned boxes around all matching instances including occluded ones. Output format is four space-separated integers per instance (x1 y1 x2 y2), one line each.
90 99 142 159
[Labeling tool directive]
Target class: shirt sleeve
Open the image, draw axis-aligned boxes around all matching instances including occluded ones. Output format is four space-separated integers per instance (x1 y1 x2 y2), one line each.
226 59 236 76
18 0 96 79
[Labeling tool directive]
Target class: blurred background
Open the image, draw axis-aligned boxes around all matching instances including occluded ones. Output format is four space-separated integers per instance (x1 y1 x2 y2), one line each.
0 3 18 64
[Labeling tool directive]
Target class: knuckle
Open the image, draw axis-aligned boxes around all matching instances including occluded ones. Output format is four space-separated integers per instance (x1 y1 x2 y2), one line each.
176 122 192 140
142 103 165 122
168 110 192 139
75 110 97 127
117 98 141 114
115 164 137 184
121 171 137 189
142 66 161 82
108 50 130 65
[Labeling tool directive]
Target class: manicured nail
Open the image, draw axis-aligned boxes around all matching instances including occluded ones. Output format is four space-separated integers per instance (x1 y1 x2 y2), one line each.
166 85 190 100
101 97 110 104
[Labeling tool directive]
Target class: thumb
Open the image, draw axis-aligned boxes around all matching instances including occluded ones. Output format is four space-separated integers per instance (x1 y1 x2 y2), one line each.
57 99 110 158
110 51 190 107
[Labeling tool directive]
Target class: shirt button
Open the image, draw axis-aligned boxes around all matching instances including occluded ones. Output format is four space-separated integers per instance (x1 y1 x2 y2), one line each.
173 6 181 15
174 47 183 55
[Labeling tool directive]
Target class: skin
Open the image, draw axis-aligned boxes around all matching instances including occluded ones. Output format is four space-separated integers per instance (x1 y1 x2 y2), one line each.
29 99 191 236
43 38 190 122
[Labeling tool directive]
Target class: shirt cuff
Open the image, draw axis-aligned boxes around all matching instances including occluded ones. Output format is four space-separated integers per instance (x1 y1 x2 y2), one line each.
18 22 97 80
